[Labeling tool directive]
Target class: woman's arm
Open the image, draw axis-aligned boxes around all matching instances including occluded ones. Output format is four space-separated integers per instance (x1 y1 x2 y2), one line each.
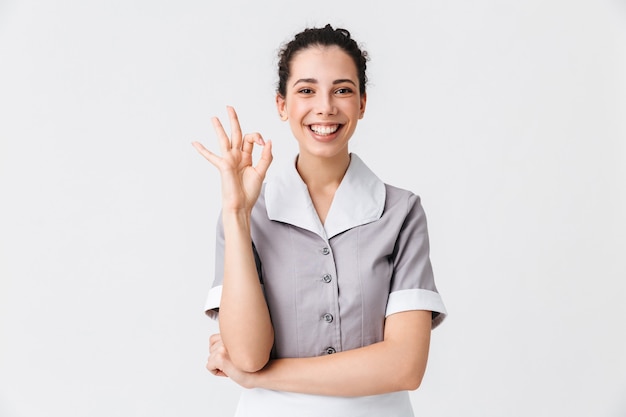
194 106 274 372
208 310 432 396
218 210 274 372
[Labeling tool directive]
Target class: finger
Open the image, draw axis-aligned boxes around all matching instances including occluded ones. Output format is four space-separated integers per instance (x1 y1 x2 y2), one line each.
209 333 222 345
206 351 230 377
209 339 224 354
227 106 243 150
254 139 273 177
207 364 228 377
242 133 264 156
206 360 228 377
192 141 222 167
209 334 223 353
211 116 231 155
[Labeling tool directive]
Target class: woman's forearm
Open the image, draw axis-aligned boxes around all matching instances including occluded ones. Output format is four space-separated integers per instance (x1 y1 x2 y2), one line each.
247 310 431 396
219 209 274 372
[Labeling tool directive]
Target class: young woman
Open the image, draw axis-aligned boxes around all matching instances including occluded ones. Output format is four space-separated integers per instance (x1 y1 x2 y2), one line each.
193 24 447 417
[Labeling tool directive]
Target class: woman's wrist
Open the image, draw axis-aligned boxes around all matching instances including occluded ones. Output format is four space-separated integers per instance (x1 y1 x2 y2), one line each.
230 364 264 390
221 208 252 230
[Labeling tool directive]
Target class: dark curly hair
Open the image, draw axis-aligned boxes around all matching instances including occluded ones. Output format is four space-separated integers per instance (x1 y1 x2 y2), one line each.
276 24 369 97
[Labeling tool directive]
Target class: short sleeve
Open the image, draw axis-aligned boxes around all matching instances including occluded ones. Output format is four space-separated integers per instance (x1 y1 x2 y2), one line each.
386 194 447 328
203 214 263 320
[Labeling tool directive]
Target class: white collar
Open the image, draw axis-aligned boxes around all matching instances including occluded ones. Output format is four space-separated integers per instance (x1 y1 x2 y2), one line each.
265 153 386 240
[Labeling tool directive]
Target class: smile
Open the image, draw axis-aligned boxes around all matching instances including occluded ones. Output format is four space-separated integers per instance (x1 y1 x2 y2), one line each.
309 124 340 136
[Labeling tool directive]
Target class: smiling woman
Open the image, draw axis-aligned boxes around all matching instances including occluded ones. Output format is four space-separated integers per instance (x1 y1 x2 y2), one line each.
192 24 447 417
276 45 366 170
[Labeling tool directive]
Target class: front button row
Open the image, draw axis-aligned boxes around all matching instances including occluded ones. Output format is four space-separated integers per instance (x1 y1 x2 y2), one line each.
325 347 336 355
322 274 332 283
323 313 333 323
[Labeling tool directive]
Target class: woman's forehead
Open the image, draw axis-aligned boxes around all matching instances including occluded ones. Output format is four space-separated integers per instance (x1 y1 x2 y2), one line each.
289 46 358 79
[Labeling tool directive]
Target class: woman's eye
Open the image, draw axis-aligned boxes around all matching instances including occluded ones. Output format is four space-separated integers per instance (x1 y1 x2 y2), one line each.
335 87 353 94
298 88 313 94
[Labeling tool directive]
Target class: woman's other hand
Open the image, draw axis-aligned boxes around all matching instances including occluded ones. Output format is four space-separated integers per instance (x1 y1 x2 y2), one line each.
207 333 256 388
207 333 229 378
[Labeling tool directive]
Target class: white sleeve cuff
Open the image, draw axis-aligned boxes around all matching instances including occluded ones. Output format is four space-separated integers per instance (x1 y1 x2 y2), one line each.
204 285 222 320
385 288 447 329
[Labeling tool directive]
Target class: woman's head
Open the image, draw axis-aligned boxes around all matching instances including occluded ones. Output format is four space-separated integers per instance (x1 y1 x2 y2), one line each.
276 24 369 97
275 26 368 162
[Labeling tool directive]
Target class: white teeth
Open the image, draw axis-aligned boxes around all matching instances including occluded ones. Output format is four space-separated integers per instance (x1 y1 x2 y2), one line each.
310 125 339 135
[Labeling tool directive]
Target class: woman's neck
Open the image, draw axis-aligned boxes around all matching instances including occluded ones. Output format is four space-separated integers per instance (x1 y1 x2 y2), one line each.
295 151 351 225
296 152 351 191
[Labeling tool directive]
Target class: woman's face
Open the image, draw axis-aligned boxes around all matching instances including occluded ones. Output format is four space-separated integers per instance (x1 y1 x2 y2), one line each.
276 45 366 161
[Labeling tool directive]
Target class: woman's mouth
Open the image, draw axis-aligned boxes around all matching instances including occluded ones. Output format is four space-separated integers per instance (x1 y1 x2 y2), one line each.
309 124 341 136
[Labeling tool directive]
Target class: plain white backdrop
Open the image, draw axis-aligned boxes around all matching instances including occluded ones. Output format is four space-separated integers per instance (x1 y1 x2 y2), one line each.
1 0 625 416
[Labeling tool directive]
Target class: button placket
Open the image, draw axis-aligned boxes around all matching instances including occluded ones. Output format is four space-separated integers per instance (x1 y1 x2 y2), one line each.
318 242 339 357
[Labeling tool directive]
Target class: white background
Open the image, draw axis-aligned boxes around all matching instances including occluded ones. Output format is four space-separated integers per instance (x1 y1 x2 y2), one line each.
1 1 625 416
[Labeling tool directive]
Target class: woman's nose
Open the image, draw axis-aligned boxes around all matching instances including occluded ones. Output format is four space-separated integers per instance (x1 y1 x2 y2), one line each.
314 94 337 116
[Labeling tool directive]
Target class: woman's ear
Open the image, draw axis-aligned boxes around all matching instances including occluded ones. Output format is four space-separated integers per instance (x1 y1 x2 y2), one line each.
276 94 288 121
359 93 367 119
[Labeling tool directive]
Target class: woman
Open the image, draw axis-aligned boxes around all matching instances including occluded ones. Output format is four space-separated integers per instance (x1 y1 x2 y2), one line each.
193 24 447 417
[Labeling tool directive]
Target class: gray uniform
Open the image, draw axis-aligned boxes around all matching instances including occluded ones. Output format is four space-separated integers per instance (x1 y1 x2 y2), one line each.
205 154 446 360
204 154 446 416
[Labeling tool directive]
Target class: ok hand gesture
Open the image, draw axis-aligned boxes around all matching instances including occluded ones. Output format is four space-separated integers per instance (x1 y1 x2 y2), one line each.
193 106 273 214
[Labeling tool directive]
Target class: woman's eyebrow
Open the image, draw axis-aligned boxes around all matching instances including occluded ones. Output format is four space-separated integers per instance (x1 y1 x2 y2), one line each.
292 78 317 87
292 78 357 87
332 79 357 86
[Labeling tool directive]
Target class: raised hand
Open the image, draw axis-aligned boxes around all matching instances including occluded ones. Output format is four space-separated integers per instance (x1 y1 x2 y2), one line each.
192 106 273 214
